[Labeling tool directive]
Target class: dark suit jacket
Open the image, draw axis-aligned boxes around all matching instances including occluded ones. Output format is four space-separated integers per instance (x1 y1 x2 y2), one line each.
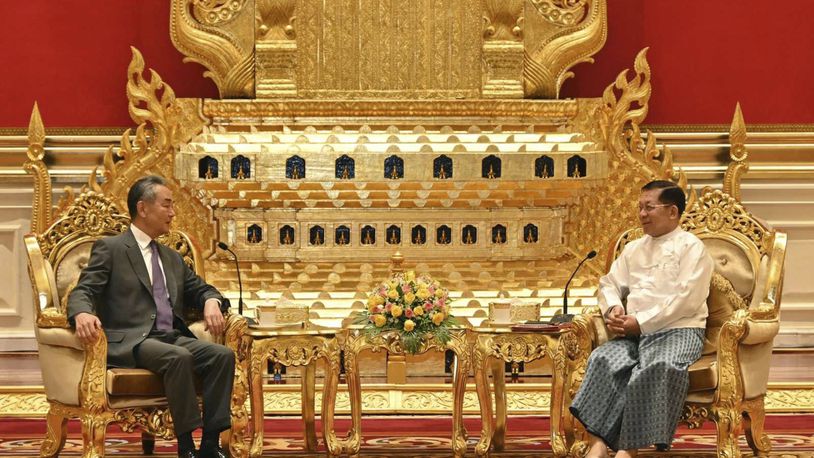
67 229 225 368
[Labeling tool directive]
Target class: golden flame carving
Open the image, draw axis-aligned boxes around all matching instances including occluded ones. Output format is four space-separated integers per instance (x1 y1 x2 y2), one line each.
171 0 255 98
566 48 690 276
23 102 52 234
524 0 607 98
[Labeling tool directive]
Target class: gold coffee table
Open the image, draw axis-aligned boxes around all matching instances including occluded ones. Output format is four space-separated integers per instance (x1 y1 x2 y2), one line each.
471 323 591 457
341 327 471 457
243 325 343 457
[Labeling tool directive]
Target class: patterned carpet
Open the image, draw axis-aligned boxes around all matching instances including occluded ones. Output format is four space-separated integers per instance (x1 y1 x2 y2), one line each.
0 415 812 456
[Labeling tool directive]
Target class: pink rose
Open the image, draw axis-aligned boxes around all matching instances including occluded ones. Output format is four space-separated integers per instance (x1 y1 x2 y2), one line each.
405 308 414 318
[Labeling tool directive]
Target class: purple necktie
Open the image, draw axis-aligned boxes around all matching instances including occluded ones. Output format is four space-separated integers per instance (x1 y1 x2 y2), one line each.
150 241 174 331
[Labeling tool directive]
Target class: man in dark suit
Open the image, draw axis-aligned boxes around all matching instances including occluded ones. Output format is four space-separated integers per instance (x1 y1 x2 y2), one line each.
68 175 233 458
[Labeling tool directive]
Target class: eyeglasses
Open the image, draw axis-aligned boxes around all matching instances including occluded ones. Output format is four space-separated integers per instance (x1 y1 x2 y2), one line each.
638 203 672 213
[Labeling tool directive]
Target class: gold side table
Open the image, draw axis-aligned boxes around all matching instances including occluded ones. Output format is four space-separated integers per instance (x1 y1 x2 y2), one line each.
472 322 592 457
341 327 471 457
242 326 342 457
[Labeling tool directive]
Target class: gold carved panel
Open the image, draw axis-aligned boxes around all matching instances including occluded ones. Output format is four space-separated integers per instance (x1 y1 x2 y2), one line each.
296 0 481 99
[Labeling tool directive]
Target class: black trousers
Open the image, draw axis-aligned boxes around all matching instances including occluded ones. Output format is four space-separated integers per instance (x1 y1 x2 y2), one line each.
134 330 235 436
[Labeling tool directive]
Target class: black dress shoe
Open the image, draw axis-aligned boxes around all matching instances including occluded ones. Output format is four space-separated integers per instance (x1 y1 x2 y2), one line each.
178 449 198 458
199 445 228 458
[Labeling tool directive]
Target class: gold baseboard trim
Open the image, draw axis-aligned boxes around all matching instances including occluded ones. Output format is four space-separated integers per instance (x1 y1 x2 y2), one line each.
1 382 811 417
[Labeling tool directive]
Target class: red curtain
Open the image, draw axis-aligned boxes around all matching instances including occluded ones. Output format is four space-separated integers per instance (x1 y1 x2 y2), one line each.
1 0 812 127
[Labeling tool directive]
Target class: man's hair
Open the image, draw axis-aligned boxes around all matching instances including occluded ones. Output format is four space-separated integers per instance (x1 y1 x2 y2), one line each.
641 180 686 216
127 175 168 218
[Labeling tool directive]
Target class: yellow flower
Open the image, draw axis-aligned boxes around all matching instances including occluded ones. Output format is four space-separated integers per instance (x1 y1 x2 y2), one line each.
432 312 445 326
367 295 383 308
413 306 425 316
404 292 416 304
388 280 399 289
373 315 386 327
391 305 403 318
416 288 430 300
403 319 416 332
387 289 399 300
435 288 445 298
405 270 416 281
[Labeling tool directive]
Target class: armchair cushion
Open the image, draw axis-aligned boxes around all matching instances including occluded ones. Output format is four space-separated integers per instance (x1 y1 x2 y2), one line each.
687 354 718 392
703 273 746 355
107 368 166 396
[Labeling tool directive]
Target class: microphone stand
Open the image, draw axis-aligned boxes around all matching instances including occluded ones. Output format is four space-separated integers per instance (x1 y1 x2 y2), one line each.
550 250 597 324
217 242 256 325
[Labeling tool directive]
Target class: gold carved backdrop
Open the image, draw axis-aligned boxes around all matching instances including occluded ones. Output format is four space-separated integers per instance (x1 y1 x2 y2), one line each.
26 1 686 390
171 0 607 99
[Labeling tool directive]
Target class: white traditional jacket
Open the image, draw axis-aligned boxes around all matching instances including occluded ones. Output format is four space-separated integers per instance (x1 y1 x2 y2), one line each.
598 226 715 335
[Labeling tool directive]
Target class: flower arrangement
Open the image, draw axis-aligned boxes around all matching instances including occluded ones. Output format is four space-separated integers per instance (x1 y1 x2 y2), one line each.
355 270 456 354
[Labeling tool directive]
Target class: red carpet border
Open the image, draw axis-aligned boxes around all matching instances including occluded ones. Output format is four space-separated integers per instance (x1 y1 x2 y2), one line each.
0 415 812 456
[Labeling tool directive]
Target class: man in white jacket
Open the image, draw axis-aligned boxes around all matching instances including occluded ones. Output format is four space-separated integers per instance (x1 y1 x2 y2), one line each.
570 180 714 458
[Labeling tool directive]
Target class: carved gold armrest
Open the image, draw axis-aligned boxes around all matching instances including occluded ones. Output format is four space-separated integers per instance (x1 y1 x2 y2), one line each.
78 329 110 413
740 317 780 346
714 309 750 402
572 309 607 348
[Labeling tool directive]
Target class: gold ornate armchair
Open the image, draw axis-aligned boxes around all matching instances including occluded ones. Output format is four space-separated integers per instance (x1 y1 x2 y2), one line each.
574 186 787 457
25 191 243 457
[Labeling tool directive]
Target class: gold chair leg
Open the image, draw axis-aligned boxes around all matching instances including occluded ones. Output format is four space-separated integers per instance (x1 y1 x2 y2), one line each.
40 409 67 457
743 397 771 457
248 351 266 458
342 339 363 456
80 414 107 458
301 362 318 452
321 341 343 457
474 352 494 456
713 407 743 458
491 358 507 452
451 347 469 458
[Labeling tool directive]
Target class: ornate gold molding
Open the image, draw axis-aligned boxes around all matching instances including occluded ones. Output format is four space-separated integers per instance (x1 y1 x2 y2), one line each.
482 0 525 98
170 0 255 98
201 99 579 119
255 0 297 97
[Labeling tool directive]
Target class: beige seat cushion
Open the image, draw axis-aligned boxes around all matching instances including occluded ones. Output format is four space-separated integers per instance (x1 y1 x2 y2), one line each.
106 368 166 396
687 354 718 392
106 368 204 396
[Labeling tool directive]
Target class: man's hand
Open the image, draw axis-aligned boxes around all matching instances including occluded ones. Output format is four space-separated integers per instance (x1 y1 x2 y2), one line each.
203 299 226 336
606 310 641 338
74 312 102 344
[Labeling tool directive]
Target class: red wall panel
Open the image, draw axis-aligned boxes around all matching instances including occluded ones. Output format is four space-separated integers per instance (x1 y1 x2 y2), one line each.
1 1 812 127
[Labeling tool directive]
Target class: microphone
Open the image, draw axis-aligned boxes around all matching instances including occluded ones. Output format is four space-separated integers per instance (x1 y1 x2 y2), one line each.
217 242 246 318
551 250 597 324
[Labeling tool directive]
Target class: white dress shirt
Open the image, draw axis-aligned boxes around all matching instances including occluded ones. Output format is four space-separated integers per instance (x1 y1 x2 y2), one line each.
130 224 167 289
598 226 714 335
